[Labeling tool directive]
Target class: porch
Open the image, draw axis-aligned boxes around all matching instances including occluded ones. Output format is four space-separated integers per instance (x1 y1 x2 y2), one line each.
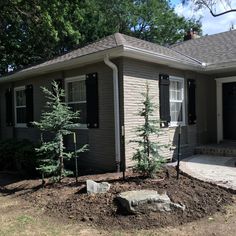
180 144 236 191
195 142 236 157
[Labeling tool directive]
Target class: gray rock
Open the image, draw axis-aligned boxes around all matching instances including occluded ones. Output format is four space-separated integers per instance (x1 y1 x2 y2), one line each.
86 180 111 194
117 190 185 214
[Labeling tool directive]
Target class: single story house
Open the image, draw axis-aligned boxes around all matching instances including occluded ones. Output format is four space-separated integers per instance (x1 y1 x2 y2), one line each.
0 30 236 172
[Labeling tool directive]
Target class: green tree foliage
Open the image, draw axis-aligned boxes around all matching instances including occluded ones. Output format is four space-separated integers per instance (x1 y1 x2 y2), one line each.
33 81 88 182
0 0 201 75
0 0 84 74
131 83 165 178
125 0 201 45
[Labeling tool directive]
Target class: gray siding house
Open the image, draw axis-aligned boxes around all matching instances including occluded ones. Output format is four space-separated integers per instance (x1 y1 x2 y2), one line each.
0 31 236 172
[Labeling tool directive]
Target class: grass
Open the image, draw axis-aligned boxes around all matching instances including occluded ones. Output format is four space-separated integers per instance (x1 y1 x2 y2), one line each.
0 196 78 236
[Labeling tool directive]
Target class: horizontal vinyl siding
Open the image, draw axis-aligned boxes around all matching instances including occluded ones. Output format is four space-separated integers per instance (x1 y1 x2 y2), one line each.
123 75 160 167
64 62 116 172
0 61 117 172
123 74 179 167
122 58 216 168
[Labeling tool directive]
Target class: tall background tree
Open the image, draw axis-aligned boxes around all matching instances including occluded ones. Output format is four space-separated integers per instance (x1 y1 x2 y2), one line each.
0 0 201 75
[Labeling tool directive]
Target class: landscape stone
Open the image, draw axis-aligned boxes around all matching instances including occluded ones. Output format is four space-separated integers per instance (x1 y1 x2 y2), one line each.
117 190 185 214
86 180 111 194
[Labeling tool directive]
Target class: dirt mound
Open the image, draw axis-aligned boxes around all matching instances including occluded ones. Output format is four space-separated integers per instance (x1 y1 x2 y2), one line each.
0 167 234 230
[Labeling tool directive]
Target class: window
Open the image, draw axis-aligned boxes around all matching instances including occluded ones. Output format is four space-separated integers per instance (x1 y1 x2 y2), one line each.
169 77 185 126
65 75 87 125
14 86 27 127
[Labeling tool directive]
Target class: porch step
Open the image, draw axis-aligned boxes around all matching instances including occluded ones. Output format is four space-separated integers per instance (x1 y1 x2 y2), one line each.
195 144 236 157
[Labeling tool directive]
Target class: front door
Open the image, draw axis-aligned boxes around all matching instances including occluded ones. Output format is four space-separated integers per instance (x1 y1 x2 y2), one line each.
223 82 236 140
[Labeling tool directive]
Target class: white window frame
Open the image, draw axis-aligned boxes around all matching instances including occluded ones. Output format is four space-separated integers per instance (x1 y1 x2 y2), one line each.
169 76 186 127
14 86 27 128
65 75 87 129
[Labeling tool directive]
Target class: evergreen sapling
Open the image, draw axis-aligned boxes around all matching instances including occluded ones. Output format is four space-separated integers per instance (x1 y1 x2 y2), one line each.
33 81 88 182
131 83 165 178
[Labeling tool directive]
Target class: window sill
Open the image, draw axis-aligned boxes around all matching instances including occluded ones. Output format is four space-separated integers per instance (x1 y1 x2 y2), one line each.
15 124 27 128
169 144 189 150
78 127 88 130
169 123 186 128
70 124 88 130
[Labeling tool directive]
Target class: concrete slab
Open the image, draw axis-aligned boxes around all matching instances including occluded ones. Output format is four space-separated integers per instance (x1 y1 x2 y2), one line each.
180 155 236 191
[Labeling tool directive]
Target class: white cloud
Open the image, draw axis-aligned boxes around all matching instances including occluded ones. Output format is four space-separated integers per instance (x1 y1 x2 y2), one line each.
174 1 236 35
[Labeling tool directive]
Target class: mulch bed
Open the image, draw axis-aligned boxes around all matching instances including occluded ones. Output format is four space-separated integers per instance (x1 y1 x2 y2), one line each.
0 167 234 230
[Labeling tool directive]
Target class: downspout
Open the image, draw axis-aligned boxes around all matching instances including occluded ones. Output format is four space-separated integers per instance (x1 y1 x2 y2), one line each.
104 55 121 172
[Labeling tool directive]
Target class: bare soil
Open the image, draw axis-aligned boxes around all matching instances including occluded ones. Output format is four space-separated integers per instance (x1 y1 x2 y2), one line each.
0 167 234 231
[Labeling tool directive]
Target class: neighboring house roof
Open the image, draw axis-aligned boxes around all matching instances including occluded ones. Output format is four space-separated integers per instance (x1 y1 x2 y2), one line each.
1 31 236 82
171 30 236 66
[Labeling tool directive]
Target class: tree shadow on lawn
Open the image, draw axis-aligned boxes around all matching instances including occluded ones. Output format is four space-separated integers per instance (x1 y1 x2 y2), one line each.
0 172 42 196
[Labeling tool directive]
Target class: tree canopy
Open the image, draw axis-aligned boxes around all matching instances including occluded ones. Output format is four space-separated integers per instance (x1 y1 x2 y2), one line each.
0 0 201 75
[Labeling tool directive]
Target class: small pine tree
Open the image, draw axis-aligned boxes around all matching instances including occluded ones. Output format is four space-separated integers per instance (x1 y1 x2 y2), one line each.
131 82 165 178
33 81 88 182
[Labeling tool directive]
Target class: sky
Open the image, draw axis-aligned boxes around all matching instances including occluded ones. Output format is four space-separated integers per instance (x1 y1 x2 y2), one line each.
170 0 236 35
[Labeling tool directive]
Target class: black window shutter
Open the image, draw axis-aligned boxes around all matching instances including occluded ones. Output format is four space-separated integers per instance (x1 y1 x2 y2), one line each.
26 84 34 127
188 79 196 125
159 74 170 127
86 73 99 128
5 88 14 126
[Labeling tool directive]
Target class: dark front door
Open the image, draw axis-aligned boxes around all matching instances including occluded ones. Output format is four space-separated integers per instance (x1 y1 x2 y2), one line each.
223 82 236 140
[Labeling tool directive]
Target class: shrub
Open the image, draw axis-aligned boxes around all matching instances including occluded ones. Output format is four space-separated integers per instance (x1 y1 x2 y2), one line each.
0 139 38 177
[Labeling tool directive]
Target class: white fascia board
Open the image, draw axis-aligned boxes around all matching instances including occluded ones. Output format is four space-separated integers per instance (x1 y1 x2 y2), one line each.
123 46 236 73
0 46 123 83
122 45 203 71
204 61 236 73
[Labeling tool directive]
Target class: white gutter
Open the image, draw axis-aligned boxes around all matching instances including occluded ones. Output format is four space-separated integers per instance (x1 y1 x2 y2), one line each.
204 61 236 72
0 47 123 83
104 55 121 172
122 46 204 71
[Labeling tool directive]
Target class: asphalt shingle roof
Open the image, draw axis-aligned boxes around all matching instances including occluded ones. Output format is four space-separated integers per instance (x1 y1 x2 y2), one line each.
117 34 201 65
170 30 236 65
9 33 201 75
22 34 119 72
3 30 236 78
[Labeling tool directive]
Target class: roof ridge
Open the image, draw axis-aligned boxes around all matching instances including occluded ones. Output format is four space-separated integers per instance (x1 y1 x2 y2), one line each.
122 33 166 48
114 33 126 46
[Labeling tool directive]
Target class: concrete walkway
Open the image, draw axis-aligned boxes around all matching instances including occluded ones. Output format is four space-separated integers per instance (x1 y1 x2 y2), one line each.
180 155 236 191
